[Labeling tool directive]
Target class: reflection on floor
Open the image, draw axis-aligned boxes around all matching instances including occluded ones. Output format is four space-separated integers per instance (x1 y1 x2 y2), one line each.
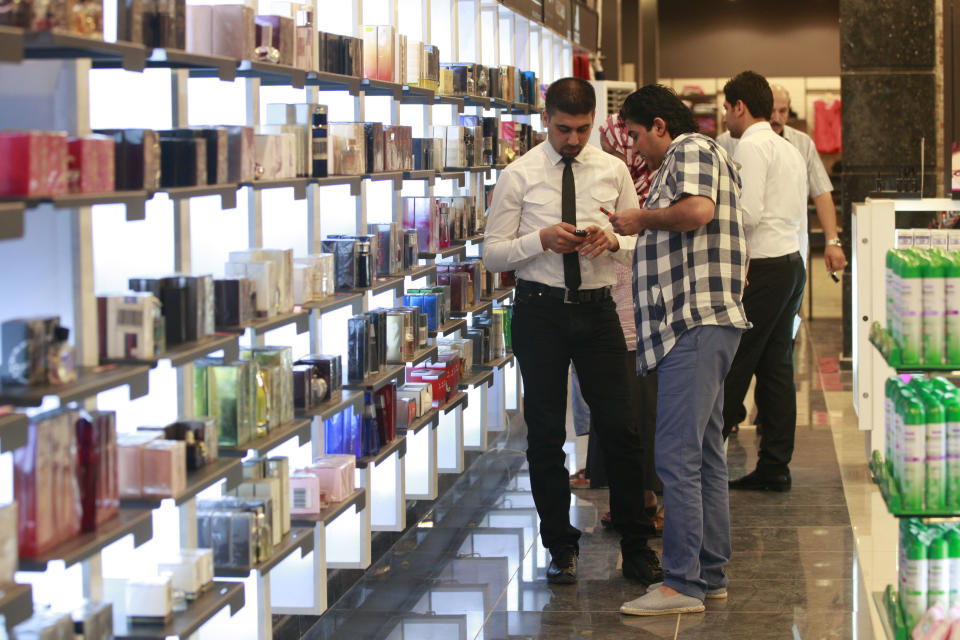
304 317 875 639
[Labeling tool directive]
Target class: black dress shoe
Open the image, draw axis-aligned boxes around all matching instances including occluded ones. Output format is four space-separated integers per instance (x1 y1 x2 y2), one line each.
728 469 791 492
622 546 664 585
547 548 578 584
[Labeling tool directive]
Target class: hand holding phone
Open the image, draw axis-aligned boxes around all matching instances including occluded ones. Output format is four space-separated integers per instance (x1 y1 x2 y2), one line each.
573 229 588 237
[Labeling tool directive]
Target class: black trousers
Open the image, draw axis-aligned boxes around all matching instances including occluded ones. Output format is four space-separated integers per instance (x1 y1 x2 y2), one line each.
512 288 652 556
585 356 659 493
721 252 806 474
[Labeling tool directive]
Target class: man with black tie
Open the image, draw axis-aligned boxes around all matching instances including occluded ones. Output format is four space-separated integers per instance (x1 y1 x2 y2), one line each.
484 77 662 586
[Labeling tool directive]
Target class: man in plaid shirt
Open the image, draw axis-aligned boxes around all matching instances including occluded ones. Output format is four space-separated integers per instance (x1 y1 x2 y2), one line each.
610 84 750 617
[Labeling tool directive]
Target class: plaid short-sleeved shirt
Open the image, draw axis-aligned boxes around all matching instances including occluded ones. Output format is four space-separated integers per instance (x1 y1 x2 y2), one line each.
633 133 751 374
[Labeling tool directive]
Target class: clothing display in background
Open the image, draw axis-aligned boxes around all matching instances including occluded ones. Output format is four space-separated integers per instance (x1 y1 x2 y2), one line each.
813 98 841 154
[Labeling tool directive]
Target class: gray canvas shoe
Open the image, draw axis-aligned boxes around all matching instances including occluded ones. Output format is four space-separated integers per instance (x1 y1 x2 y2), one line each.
620 588 705 616
646 581 728 599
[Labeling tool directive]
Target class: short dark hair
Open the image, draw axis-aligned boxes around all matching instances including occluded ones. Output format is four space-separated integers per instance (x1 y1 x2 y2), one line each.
723 71 773 120
544 77 596 116
619 84 698 138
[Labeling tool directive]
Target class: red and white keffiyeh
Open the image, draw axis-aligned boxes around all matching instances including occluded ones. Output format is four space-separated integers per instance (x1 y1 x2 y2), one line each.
599 114 652 206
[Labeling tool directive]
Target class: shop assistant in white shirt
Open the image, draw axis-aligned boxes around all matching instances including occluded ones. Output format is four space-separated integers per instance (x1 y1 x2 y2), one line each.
484 141 639 288
732 122 808 258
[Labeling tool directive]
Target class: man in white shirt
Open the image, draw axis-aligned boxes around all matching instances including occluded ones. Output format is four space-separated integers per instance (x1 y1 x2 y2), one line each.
721 71 808 492
716 85 847 274
484 77 663 587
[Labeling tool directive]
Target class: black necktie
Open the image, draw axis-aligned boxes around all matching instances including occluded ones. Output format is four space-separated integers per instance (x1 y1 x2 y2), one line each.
561 157 581 291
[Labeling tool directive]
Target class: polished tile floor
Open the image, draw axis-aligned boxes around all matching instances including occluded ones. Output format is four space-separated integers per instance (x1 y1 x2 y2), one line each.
307 270 892 639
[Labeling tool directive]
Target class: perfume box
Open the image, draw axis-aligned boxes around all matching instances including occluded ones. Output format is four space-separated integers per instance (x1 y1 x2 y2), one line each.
361 25 377 79
96 293 163 361
373 382 396 443
213 277 254 329
394 31 405 84
0 131 68 197
194 358 255 447
71 600 114 640
126 576 173 620
405 38 422 87
295 354 341 401
292 364 313 409
255 14 294 65
67 135 115 194
229 249 293 313
75 410 119 531
438 273 469 313
1 316 60 385
225 125 255 182
396 390 421 418
406 369 447 407
367 222 400 277
158 136 203 187
401 381 433 412
347 315 370 382
0 502 16 583
328 123 365 176
289 471 326 515
158 554 205 599
179 548 214 586
439 67 453 95
308 454 355 502
141 439 187 498
12 611 75 639
385 312 405 364
186 4 211 54
321 237 359 290
225 260 277 317
267 456 290 534
167 416 218 466
362 122 384 173
421 44 439 90
401 197 439 254
376 24 395 81
440 63 468 95
397 396 416 428
116 432 159 500
364 308 387 373
211 4 254 59
241 345 294 426
193 127 229 185
233 479 282 546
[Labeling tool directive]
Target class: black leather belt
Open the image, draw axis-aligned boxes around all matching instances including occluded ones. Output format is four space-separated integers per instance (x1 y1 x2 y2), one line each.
750 251 803 265
517 279 612 304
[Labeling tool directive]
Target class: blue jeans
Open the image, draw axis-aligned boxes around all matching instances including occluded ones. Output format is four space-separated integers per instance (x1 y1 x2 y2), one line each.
655 325 741 599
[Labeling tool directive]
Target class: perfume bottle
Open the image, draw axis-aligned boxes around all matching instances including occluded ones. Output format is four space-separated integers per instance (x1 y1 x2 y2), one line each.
254 23 280 63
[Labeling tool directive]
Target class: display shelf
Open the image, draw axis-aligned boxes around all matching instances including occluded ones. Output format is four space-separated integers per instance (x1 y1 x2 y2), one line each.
464 96 491 109
359 78 402 99
467 165 493 175
0 201 24 240
458 368 494 390
356 435 406 469
235 59 307 88
436 170 466 184
314 175 362 194
481 287 514 303
301 292 364 316
401 408 439 436
868 323 960 372
121 458 243 509
406 344 438 367
104 334 240 369
476 352 512 371
249 177 312 199
295 390 364 423
441 390 468 414
110 580 244 640
421 244 467 261
402 170 436 182
366 275 405 297
307 70 361 94
18 508 153 572
437 94 465 111
450 299 492 318
4 190 149 219
869 451 960 519
510 102 532 115
290 487 365 527
490 97 512 110
0 583 32 632
429 317 466 338
22 30 146 71
343 364 405 392
214 527 314 578
402 263 438 282
0 363 151 407
220 418 312 458
142 48 237 81
873 586 909 640
0 412 29 453
493 163 507 171
400 85 435 105
223 309 310 336
459 233 484 246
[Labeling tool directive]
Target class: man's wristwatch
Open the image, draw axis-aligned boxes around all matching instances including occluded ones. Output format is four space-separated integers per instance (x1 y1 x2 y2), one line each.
826 237 842 248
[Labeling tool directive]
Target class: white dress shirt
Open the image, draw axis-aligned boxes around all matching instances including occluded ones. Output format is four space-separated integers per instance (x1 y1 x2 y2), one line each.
483 140 639 289
731 122 808 259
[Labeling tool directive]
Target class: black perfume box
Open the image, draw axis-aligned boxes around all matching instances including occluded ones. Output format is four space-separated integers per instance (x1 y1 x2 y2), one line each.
295 354 341 400
362 122 384 174
347 316 370 383
318 32 341 73
364 309 387 374
95 128 162 190
213 278 254 329
0 317 57 385
129 277 190 346
194 128 229 185
321 238 358 290
292 364 313 409
159 136 204 187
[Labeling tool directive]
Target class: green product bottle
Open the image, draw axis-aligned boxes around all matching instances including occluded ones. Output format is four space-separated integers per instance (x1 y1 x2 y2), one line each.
904 534 929 631
886 377 907 468
947 528 960 608
901 253 924 365
901 395 927 510
939 392 960 509
921 391 948 510
929 534 950 611
887 248 897 334
893 250 904 343
949 254 960 364
895 387 918 485
921 252 948 365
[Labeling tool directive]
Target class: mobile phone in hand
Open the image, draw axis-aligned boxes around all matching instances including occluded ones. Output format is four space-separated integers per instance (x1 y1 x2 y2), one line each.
573 229 588 237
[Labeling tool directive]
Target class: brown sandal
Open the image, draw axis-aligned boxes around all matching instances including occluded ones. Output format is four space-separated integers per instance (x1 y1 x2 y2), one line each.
569 468 590 489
